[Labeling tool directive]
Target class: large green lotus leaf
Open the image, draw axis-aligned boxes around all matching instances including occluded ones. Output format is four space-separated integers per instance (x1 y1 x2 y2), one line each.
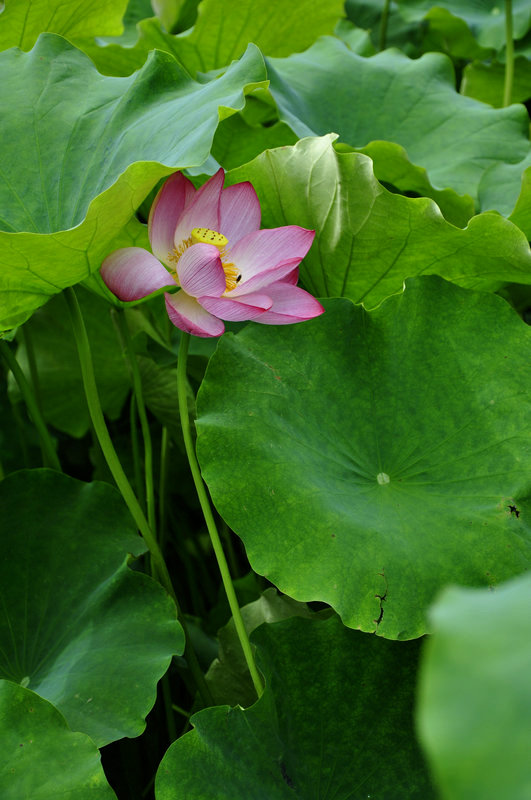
227 136 531 307
461 58 531 107
0 681 116 799
0 34 266 331
11 288 130 438
0 0 129 51
81 0 345 77
196 278 531 638
266 38 529 200
0 469 184 746
156 615 433 799
417 573 531 800
396 0 531 50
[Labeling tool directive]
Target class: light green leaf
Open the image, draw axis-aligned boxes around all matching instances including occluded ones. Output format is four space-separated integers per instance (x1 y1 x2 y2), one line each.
396 0 531 50
101 0 157 46
0 34 266 331
349 140 475 227
417 573 531 800
82 0 345 77
227 136 531 308
196 279 531 638
173 0 346 74
333 19 375 56
0 469 184 746
151 0 188 33
479 153 531 240
0 681 116 799
266 37 529 200
156 615 433 799
0 0 129 51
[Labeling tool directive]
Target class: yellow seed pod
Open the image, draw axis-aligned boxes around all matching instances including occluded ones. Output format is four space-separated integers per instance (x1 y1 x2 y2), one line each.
191 228 228 249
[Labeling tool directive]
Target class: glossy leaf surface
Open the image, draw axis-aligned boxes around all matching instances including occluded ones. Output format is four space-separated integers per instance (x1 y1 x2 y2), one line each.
196 278 531 638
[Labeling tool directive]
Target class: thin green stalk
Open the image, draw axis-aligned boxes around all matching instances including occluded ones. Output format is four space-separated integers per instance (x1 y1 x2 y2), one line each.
18 326 43 414
113 310 183 740
177 332 264 699
11 400 31 467
378 0 391 52
171 703 191 719
503 0 514 106
161 673 178 743
65 287 213 707
18 326 48 468
113 309 155 534
129 394 145 510
159 426 170 550
0 340 61 471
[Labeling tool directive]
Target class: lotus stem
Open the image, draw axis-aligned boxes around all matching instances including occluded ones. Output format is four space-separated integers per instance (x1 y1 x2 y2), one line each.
0 339 61 472
177 331 264 700
379 0 391 51
65 286 213 708
503 0 514 106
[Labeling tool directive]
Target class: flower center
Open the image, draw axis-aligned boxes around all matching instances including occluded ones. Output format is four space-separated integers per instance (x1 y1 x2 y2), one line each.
191 228 228 248
191 228 241 292
169 228 241 292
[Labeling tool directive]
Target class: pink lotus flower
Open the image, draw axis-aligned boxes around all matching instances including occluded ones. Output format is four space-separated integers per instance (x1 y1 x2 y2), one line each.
100 169 324 337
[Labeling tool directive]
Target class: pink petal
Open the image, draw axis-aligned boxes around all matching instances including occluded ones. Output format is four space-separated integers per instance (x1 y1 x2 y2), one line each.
101 247 174 301
148 172 196 264
229 261 303 295
252 282 324 325
282 267 299 286
176 243 226 299
173 169 225 248
198 292 273 322
165 291 225 337
228 226 315 294
219 182 261 244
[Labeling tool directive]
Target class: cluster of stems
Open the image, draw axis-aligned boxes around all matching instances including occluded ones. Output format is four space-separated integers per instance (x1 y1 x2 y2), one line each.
4 287 264 739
